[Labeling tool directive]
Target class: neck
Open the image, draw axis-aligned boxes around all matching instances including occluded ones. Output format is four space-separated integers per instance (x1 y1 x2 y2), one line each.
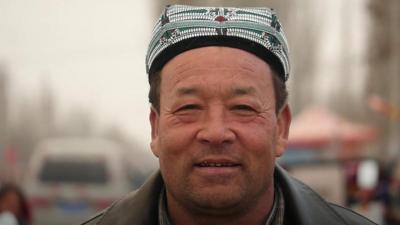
166 186 275 225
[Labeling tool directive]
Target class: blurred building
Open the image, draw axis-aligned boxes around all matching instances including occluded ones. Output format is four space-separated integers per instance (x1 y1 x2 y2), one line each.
0 67 8 148
0 67 10 181
0 67 8 142
367 0 400 160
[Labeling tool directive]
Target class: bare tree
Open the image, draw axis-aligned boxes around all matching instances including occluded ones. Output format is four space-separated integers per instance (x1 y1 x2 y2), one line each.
367 0 400 160
0 66 8 147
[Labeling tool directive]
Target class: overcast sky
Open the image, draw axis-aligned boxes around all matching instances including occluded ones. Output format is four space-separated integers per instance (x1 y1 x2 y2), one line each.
0 0 156 148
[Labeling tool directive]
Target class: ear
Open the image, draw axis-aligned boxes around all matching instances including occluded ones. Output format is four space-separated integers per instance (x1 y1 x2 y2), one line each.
150 107 160 158
275 104 291 157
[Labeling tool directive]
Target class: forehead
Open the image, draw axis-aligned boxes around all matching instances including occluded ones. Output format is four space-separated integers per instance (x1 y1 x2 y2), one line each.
163 46 267 73
160 47 273 89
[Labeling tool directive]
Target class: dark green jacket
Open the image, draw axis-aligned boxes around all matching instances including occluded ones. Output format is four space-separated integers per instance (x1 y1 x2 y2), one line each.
81 166 377 225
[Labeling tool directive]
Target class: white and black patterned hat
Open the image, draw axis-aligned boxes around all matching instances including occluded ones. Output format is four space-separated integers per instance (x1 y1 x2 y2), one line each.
146 4 290 82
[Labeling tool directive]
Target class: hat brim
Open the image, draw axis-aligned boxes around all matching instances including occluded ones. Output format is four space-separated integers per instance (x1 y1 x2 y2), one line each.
148 35 285 82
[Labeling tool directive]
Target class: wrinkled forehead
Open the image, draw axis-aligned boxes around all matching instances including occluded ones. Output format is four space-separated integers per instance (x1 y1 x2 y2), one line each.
159 47 275 97
161 46 271 77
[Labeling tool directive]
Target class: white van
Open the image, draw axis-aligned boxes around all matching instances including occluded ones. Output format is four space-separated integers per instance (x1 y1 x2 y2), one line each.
24 138 131 225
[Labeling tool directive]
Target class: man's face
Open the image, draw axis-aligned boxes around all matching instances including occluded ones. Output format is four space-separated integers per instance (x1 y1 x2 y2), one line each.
150 46 290 213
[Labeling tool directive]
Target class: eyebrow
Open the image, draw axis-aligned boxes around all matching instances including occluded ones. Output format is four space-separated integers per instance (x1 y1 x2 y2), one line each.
176 86 257 98
176 87 199 96
231 87 256 96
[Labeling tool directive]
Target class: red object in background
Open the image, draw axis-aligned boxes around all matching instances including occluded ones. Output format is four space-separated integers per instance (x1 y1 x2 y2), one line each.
3 145 18 166
30 197 52 208
94 198 114 210
288 107 376 148
368 95 400 122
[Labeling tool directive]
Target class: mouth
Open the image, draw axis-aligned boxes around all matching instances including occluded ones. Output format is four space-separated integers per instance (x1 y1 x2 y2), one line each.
195 161 241 168
193 159 242 178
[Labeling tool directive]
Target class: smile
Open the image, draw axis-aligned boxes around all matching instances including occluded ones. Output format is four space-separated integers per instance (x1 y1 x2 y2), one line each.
197 161 240 167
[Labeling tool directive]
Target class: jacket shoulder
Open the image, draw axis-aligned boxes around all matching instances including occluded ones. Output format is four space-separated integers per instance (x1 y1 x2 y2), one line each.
79 171 163 225
80 211 104 225
330 203 378 225
275 165 378 225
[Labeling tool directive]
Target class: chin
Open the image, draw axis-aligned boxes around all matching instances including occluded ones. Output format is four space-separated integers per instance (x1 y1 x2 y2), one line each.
188 185 247 211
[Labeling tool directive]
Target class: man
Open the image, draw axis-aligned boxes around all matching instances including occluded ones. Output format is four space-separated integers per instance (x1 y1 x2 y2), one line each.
82 5 376 225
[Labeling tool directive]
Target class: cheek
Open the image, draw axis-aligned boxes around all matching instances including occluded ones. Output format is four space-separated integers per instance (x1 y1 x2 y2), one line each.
159 116 198 145
236 119 277 147
156 121 199 167
157 126 195 185
234 121 278 163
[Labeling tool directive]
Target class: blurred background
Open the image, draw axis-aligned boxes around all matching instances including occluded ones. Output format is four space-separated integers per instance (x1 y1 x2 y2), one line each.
0 0 399 224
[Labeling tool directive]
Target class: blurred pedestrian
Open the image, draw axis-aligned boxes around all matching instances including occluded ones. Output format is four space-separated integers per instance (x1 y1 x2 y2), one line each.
0 183 31 225
386 158 400 225
0 211 18 225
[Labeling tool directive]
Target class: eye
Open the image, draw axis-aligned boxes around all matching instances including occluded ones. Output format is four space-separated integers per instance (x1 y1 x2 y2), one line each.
231 104 256 112
230 104 259 117
175 104 201 112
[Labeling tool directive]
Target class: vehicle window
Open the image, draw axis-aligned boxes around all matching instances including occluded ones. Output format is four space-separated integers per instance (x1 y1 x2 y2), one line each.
39 159 108 184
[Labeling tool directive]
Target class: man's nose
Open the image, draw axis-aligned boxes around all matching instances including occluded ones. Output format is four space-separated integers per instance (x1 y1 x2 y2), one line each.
196 109 235 145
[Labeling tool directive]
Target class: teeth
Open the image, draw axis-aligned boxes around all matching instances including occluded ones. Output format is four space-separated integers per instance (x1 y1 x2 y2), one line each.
199 161 236 167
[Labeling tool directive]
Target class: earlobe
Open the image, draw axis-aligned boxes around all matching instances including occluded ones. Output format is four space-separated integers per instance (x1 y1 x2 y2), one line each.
150 107 160 157
275 104 291 157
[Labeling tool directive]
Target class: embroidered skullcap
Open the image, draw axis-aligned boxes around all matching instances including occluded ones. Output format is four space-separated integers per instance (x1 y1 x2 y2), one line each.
146 4 290 82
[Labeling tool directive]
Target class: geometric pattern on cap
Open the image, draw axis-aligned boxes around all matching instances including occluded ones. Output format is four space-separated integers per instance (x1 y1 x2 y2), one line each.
146 4 290 81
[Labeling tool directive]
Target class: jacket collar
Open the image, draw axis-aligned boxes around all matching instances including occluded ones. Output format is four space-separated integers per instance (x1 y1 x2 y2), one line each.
275 165 348 225
99 171 163 225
